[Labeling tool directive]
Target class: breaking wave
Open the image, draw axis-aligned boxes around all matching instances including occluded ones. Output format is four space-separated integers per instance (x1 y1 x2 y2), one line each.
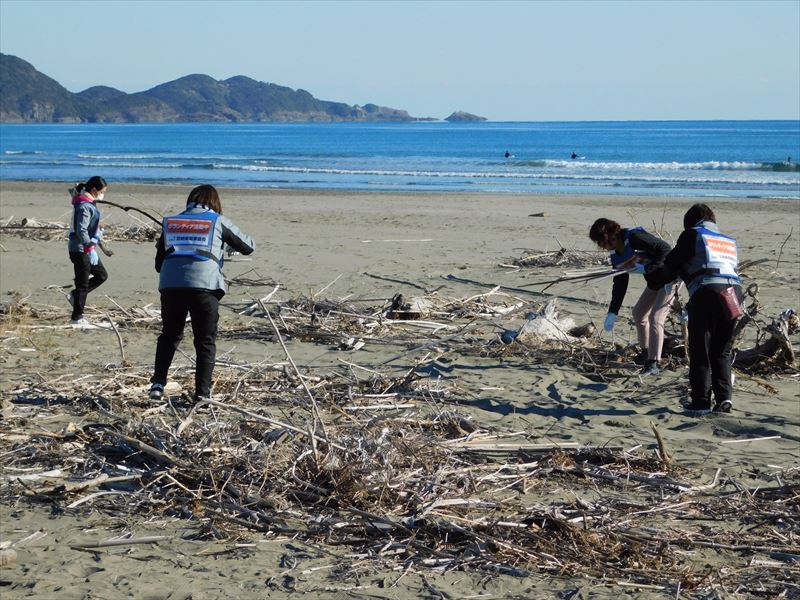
512 159 800 172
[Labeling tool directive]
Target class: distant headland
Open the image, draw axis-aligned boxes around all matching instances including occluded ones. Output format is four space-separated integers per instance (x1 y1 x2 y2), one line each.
444 111 487 122
0 54 481 124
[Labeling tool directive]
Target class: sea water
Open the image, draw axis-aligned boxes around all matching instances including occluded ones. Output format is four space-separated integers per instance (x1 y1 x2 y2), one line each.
1 121 798 198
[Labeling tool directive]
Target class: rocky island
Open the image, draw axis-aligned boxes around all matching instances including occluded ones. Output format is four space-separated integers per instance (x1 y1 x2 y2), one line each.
444 110 487 122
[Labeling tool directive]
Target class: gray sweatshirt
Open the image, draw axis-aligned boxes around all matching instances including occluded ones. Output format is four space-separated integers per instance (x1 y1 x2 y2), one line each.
68 195 101 252
155 205 255 293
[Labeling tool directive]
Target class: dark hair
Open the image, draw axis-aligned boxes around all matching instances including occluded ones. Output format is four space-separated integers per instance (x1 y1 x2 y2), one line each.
187 184 222 214
76 176 107 195
683 203 715 229
589 218 622 247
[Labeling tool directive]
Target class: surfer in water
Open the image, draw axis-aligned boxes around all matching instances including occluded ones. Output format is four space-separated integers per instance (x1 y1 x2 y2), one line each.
505 150 512 158
571 152 578 159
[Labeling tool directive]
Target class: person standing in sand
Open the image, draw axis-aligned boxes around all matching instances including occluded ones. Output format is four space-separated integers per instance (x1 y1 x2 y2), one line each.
589 218 679 376
67 176 109 325
149 185 255 404
645 204 743 416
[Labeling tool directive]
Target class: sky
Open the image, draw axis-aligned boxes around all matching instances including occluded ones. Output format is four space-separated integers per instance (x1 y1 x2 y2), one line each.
1 0 798 121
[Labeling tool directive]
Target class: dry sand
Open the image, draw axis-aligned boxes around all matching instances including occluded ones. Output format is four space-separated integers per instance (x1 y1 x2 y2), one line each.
0 181 798 599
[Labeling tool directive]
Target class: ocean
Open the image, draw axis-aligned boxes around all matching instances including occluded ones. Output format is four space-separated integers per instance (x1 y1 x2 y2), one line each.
1 121 798 199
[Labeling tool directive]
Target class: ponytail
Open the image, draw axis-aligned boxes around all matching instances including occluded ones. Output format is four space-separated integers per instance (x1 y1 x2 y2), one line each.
82 176 107 195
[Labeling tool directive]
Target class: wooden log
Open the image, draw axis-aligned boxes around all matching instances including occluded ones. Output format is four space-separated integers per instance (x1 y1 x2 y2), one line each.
650 422 673 465
0 548 17 566
70 536 170 549
734 310 796 368
109 432 182 466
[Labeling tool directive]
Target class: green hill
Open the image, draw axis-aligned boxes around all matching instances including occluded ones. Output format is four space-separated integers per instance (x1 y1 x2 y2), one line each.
0 53 422 123
0 54 85 122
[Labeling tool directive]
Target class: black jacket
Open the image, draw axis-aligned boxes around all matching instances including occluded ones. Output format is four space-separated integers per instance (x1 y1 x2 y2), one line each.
644 228 697 290
608 228 672 315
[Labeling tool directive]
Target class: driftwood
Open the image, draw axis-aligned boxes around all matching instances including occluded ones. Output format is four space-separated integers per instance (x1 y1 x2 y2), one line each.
70 536 171 550
501 246 607 270
0 237 797 594
0 217 158 242
0 548 17 566
734 309 797 369
2 361 798 595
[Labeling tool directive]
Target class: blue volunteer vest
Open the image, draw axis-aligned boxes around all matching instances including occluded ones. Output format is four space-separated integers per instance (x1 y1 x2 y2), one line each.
163 209 222 264
609 227 649 274
684 224 740 293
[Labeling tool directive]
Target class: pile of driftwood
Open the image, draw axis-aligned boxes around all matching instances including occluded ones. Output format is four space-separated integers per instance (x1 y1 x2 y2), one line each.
0 294 161 333
0 253 797 593
0 217 158 242
245 284 796 380
2 276 795 381
501 247 607 270
1 360 797 595
221 287 529 352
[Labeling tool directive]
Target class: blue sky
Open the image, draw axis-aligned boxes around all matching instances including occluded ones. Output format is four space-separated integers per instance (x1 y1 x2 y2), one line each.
1 0 798 121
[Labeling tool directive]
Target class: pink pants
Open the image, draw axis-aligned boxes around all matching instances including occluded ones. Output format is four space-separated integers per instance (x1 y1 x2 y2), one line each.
632 282 679 361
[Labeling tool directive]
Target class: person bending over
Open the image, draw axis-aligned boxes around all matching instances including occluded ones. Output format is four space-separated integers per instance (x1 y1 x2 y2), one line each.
589 218 679 375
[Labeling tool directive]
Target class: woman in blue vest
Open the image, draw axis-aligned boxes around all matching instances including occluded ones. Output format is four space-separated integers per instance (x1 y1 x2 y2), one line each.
645 204 742 415
68 176 109 325
149 185 255 403
589 218 679 375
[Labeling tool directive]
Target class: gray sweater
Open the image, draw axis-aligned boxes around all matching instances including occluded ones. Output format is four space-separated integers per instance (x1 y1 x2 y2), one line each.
67 196 101 252
155 206 255 293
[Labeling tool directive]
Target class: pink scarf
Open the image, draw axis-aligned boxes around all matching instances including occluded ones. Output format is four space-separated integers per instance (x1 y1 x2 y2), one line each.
71 193 95 206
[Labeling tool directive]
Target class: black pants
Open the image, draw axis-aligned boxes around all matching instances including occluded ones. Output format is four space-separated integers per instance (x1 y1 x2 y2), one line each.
687 286 736 405
152 289 222 398
69 251 108 320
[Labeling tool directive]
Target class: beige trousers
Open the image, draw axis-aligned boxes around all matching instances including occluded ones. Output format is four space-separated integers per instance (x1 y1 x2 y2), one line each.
631 281 679 361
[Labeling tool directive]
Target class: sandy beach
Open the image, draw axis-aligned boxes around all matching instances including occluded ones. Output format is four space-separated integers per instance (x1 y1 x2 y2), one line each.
1 181 798 599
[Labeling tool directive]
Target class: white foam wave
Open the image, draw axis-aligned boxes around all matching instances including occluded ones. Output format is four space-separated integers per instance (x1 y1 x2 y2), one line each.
79 161 185 168
77 153 161 159
540 159 766 170
220 163 796 186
